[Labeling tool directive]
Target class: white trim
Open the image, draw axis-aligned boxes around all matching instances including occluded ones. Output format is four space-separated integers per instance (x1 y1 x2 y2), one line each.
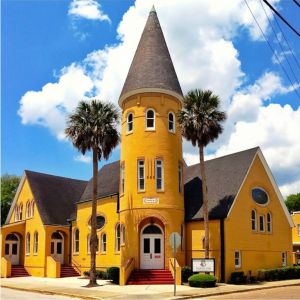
155 159 164 191
145 108 156 130
227 149 294 228
5 172 26 224
293 242 300 245
33 231 38 255
259 214 265 232
137 159 145 192
234 250 241 269
168 111 176 133
251 186 270 207
126 112 133 133
251 209 257 231
282 252 287 267
267 212 272 233
119 88 183 107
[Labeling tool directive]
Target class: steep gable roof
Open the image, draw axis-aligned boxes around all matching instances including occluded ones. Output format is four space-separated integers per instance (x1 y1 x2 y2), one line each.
79 160 120 203
119 7 182 103
24 170 87 225
184 147 259 221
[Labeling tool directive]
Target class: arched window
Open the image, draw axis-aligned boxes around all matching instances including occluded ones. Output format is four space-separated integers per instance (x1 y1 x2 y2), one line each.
121 225 125 245
19 204 23 220
101 233 107 253
168 112 175 133
88 215 105 230
267 212 272 233
127 113 133 133
26 201 30 218
115 223 121 252
26 233 30 255
33 232 38 254
31 200 35 217
146 109 155 130
74 229 79 254
87 234 99 254
14 206 19 221
251 209 257 231
120 163 125 195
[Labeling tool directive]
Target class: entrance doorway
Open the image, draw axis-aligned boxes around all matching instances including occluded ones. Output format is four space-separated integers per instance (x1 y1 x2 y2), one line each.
140 224 164 269
51 232 64 264
5 233 20 265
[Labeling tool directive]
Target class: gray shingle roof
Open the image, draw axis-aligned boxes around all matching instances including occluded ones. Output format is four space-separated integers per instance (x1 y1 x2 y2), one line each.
79 160 120 203
184 147 259 221
25 170 87 225
119 8 182 101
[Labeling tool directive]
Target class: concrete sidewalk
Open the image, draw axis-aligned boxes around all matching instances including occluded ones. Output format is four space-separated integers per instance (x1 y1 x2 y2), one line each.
1 276 300 300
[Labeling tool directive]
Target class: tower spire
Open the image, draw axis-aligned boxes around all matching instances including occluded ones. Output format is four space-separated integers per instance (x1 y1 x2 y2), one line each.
119 7 182 105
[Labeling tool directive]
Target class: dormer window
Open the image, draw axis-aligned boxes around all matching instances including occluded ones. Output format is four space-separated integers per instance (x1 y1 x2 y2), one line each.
127 113 133 133
146 109 155 130
168 112 175 133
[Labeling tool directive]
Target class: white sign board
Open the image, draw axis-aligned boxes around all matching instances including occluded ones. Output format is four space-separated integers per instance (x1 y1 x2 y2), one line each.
192 258 215 273
143 197 159 204
169 232 181 251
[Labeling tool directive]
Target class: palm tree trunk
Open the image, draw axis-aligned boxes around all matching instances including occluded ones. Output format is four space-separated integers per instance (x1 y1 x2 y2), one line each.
89 148 98 285
199 145 209 258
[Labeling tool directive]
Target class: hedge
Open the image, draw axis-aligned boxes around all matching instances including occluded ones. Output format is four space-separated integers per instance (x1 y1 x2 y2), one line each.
188 274 217 288
257 266 300 281
107 267 120 284
230 271 247 284
83 270 109 279
181 266 193 283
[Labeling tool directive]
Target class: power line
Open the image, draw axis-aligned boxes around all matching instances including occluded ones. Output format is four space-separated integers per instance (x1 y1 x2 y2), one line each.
259 0 300 85
292 0 300 8
273 13 300 70
244 0 300 99
262 0 300 37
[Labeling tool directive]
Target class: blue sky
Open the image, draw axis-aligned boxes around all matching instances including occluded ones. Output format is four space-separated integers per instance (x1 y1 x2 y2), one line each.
2 0 300 196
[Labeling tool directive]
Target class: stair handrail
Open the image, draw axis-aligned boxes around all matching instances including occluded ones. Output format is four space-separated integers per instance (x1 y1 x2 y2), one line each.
120 257 135 285
125 257 134 271
71 258 82 275
169 257 182 285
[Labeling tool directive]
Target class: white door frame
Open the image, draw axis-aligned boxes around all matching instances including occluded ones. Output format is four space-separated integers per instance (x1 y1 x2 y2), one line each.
140 224 164 269
5 234 20 265
51 232 64 264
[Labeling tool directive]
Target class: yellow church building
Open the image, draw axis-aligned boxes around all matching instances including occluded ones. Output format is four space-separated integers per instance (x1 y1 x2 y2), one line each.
1 7 294 284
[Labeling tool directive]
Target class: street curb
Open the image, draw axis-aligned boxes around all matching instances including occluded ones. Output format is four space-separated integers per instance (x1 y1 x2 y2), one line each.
1 285 104 300
173 282 300 299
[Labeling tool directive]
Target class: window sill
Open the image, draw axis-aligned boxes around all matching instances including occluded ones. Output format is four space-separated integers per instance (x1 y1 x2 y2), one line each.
100 252 106 255
33 253 38 256
145 129 155 132
168 131 176 135
137 190 145 194
156 190 165 193
126 131 133 136
73 253 79 256
25 253 30 256
114 252 120 255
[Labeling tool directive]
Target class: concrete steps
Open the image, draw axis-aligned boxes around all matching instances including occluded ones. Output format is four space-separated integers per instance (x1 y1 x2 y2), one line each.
127 269 174 285
60 265 80 277
11 265 30 277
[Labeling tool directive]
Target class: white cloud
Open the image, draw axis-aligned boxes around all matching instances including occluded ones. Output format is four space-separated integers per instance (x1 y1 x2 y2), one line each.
74 154 92 163
68 0 110 22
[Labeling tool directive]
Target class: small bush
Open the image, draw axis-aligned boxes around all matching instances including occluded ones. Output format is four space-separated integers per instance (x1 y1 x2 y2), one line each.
107 267 120 284
83 270 109 279
188 274 217 288
230 272 246 284
259 266 300 281
182 266 193 283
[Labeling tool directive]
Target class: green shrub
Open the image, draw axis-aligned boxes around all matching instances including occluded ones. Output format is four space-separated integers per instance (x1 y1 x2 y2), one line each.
230 272 246 284
181 266 193 283
107 267 120 284
83 270 109 279
258 266 300 281
188 274 216 288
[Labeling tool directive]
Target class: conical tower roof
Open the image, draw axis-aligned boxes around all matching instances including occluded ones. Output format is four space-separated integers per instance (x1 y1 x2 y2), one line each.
119 7 183 105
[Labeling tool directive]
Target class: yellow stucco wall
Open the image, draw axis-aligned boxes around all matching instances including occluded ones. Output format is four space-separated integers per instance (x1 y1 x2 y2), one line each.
71 196 121 274
119 92 185 271
224 155 293 282
291 212 300 264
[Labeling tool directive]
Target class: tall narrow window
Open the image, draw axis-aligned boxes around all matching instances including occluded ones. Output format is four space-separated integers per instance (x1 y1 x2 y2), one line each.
259 215 265 232
115 224 121 252
178 163 183 193
127 113 133 133
155 159 164 191
74 229 79 253
298 224 300 236
168 112 175 133
15 206 19 221
121 225 125 245
26 201 30 218
234 250 241 268
137 160 145 191
120 163 125 194
19 204 23 220
31 200 35 217
267 213 272 233
26 233 30 255
251 209 257 231
282 252 287 267
101 233 107 253
33 232 38 254
146 109 155 130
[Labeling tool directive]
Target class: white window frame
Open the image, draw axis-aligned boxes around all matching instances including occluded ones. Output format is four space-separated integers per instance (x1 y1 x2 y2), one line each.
234 250 241 269
26 233 30 255
121 224 125 246
115 223 121 252
178 162 183 193
73 229 79 254
155 159 164 191
120 163 125 195
298 224 300 237
101 233 107 253
145 108 155 130
26 201 30 218
137 159 145 192
168 112 175 133
267 212 272 233
19 204 23 221
251 209 257 231
15 206 19 221
259 215 265 232
282 252 287 267
31 200 34 217
127 112 133 133
33 231 38 255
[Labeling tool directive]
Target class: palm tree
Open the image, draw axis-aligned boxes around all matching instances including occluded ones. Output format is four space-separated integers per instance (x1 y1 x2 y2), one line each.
65 100 119 286
178 89 226 259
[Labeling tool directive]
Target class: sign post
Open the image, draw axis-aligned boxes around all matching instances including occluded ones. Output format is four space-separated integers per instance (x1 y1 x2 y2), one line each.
169 232 181 296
